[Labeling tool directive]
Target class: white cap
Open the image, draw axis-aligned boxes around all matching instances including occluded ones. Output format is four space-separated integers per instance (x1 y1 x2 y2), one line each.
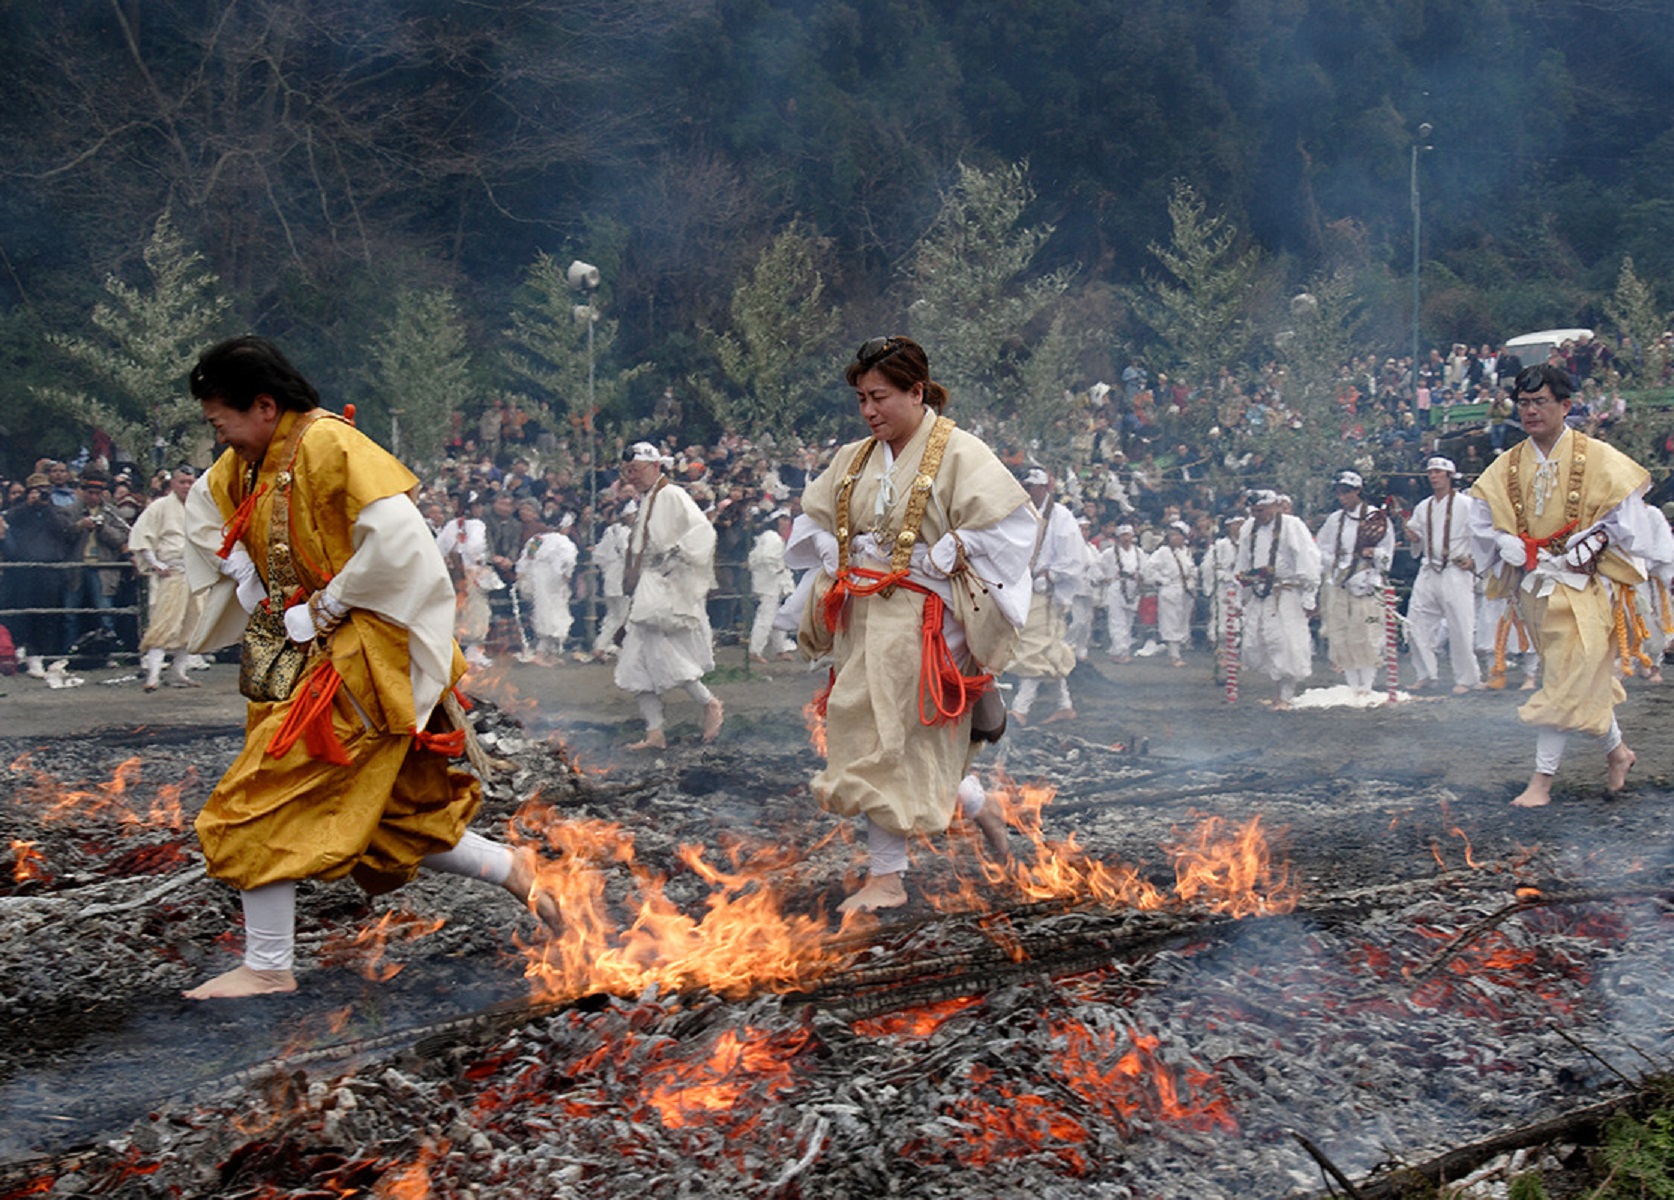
1247 489 1279 507
1333 469 1363 490
626 441 662 464
1169 520 1191 536
1426 456 1458 475
1022 467 1050 487
1115 523 1135 536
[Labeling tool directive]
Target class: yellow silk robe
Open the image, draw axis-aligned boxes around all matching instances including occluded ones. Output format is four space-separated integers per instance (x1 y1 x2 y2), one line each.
190 410 479 894
1472 429 1647 738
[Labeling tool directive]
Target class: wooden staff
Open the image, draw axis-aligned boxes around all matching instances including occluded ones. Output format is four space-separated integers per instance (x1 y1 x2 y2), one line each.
1225 583 1241 704
1383 579 1399 702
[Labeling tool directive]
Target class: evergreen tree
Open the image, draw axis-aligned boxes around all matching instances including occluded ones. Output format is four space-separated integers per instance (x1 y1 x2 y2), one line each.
908 160 1075 426
1264 274 1368 514
32 209 230 466
1603 256 1670 389
361 288 472 472
698 221 844 444
502 252 648 437
1130 180 1262 440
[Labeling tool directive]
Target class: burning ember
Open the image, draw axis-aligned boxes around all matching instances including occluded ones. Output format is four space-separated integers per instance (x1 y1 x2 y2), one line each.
9 839 49 885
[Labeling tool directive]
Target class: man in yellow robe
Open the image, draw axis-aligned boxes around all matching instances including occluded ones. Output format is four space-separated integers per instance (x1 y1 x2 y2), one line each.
1469 364 1674 807
181 336 553 999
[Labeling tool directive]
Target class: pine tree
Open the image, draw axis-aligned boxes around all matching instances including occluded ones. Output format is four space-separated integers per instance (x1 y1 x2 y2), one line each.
699 221 844 444
908 161 1076 427
361 288 472 471
1130 181 1262 438
1603 256 1670 388
33 209 230 466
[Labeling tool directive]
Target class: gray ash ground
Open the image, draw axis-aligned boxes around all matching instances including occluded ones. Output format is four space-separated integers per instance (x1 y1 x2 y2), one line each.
3 654 1674 1197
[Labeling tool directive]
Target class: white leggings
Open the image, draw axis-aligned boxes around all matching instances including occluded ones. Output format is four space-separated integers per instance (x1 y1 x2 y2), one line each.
637 680 716 731
1534 718 1622 776
1012 677 1071 717
866 775 987 878
238 830 514 971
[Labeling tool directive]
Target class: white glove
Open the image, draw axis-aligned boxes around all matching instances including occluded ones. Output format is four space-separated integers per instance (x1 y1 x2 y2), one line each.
1496 532 1529 569
284 603 318 643
1559 528 1608 574
283 590 347 643
219 546 267 614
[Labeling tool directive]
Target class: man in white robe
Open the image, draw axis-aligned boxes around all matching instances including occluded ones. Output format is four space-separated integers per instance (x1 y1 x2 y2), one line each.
1201 514 1243 681
1405 456 1482 693
747 508 796 662
1314 469 1394 693
126 465 203 691
590 501 634 660
434 493 500 669
1065 515 1100 661
1143 520 1197 666
1006 469 1090 724
613 442 723 750
1100 524 1144 661
516 514 578 664
1235 490 1320 708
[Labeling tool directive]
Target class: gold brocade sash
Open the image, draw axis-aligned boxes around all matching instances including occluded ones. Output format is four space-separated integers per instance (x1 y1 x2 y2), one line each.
834 415 956 585
236 410 343 703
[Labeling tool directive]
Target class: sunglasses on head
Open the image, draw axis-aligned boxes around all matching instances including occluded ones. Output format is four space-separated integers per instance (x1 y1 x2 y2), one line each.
854 336 905 369
1513 365 1556 396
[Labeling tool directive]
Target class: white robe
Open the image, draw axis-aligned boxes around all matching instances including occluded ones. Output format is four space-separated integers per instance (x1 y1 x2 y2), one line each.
1234 514 1320 685
1143 543 1197 647
1406 491 1481 687
613 478 717 695
517 531 578 644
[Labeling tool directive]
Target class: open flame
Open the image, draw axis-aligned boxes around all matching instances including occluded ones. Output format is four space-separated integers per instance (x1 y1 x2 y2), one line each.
8 754 194 832
801 696 828 757
516 806 842 1002
924 781 1295 919
319 910 448 982
642 1025 813 1130
10 838 51 885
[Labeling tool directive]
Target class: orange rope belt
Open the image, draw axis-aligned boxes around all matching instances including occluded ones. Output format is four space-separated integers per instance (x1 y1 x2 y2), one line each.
1517 519 1578 571
266 658 351 765
819 566 991 728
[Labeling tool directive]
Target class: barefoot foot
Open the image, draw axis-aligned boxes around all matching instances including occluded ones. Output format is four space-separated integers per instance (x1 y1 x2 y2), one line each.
626 730 667 751
1606 743 1636 796
1039 707 1077 726
971 804 1012 861
1511 772 1555 808
504 846 563 933
702 697 725 744
837 872 908 914
183 965 297 1000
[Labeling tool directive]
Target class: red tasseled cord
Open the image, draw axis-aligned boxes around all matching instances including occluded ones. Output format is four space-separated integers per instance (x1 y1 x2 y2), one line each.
216 483 269 560
266 660 351 765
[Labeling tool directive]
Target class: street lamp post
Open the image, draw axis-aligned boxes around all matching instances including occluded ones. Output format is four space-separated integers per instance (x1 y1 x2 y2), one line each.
567 260 602 641
1410 122 1433 417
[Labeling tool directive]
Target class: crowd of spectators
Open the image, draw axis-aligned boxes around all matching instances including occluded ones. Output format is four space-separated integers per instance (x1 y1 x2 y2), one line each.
4 331 1669 674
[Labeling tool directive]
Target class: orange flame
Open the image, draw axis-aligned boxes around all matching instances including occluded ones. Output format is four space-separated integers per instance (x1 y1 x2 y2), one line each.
11 839 50 884
641 1025 811 1130
376 1138 447 1199
802 697 828 757
319 910 447 982
516 808 842 1002
924 783 1294 920
10 754 194 833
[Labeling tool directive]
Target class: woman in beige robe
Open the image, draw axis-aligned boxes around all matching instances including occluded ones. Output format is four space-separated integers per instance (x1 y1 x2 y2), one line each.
781 337 1035 912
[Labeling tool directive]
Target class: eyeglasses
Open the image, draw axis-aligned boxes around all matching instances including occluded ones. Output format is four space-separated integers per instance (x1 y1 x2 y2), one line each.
855 336 905 369
1514 395 1558 409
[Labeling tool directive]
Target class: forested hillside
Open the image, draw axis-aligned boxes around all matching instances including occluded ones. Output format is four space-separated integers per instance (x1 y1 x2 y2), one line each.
2 0 1672 469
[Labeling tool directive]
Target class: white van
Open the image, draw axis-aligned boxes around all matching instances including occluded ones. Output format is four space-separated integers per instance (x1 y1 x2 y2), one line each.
1503 327 1593 367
